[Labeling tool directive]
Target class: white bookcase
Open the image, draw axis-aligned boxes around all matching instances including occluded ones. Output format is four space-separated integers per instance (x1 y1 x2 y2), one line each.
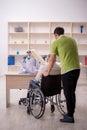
72 22 87 55
72 22 87 71
8 22 29 71
29 22 50 55
8 21 87 72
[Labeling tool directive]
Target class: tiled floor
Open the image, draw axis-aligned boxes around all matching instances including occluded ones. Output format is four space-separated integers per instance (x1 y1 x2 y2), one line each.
0 74 87 130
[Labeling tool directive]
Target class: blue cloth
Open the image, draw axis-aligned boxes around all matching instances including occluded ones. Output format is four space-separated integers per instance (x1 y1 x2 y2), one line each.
20 57 40 74
19 71 33 74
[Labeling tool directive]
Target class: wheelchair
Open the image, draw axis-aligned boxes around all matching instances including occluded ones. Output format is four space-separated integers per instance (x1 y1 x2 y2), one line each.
26 75 67 119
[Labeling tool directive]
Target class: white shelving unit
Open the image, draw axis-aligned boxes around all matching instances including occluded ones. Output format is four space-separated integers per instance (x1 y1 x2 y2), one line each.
72 22 87 69
8 21 87 72
8 22 29 71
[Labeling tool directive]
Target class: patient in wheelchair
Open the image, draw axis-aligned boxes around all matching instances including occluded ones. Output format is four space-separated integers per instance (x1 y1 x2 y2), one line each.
26 54 65 119
35 54 61 82
32 54 61 96
19 52 61 107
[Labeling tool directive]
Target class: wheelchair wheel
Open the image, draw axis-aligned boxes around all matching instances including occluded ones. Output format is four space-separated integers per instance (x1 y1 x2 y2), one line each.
29 88 45 119
56 88 67 115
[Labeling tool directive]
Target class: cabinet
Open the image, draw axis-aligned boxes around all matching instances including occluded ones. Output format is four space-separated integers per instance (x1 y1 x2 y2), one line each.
8 21 87 72
8 22 29 71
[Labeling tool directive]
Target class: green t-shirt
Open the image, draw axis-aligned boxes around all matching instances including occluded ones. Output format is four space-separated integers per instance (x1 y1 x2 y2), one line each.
51 35 80 74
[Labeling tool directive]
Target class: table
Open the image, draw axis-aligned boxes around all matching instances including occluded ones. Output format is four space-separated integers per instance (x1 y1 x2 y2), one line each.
6 73 35 107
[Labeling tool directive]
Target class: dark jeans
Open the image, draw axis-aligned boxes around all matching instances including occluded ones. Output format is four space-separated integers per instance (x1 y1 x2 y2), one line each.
61 69 80 117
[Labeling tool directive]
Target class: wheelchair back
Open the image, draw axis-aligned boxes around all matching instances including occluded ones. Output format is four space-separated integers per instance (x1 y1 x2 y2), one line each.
29 74 61 97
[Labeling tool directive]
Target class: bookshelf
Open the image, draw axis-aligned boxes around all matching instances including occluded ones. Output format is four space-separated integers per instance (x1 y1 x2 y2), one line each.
8 21 87 71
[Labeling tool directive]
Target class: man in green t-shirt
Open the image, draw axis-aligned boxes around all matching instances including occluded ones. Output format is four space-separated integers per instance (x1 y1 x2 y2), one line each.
43 27 80 123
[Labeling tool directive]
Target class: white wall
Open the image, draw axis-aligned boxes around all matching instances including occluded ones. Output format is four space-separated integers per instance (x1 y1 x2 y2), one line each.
0 0 87 74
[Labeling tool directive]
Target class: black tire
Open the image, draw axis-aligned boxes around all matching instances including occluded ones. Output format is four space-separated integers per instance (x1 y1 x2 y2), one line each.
51 105 55 113
27 106 31 114
29 88 45 119
19 101 21 105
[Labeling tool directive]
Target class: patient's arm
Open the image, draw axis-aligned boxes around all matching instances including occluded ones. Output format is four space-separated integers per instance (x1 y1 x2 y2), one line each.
35 64 48 81
43 54 56 76
31 49 46 65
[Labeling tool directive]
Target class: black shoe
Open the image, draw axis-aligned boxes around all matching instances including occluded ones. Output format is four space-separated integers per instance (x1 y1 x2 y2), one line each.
63 113 74 118
60 115 75 123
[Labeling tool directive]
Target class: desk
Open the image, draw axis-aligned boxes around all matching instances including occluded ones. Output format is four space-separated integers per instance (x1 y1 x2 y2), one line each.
6 73 35 107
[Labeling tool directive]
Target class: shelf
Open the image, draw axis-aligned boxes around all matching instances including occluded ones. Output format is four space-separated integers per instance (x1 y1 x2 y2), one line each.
29 32 50 34
72 23 87 34
30 22 50 33
8 54 25 56
72 33 87 35
51 33 71 37
38 51 50 55
51 22 72 33
8 21 87 72
29 33 49 36
8 43 29 45
8 32 28 35
30 43 49 45
77 43 87 46
8 21 28 24
79 53 87 56
8 64 21 67
8 65 21 71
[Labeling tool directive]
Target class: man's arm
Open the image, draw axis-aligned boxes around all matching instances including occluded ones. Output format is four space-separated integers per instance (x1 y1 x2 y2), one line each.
43 54 56 76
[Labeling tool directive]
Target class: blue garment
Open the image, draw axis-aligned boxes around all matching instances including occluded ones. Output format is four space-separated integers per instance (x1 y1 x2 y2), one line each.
20 57 40 74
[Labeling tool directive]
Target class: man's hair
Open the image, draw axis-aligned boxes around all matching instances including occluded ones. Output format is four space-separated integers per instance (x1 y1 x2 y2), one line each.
54 27 64 35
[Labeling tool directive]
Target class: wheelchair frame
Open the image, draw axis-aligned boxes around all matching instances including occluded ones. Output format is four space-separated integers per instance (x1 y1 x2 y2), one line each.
26 83 66 119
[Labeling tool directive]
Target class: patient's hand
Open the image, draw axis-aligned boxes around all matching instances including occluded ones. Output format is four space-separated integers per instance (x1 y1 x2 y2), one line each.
43 71 49 77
